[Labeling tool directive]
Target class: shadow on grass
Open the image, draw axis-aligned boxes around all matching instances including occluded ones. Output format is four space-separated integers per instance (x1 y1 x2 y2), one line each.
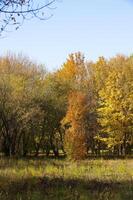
0 175 133 200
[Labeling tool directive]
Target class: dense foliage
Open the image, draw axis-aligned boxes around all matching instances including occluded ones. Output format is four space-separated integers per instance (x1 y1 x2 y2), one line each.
0 53 133 159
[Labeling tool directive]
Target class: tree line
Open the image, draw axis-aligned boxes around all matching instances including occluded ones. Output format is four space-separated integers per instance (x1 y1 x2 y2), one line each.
0 53 133 159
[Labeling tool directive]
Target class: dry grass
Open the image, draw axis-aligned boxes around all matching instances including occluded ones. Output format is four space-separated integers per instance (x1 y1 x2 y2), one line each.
0 157 133 199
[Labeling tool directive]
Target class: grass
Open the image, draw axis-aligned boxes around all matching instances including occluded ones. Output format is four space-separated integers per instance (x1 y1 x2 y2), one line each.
0 157 133 199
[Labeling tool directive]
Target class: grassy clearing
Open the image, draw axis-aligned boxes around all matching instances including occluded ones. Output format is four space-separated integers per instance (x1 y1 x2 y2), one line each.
0 158 133 199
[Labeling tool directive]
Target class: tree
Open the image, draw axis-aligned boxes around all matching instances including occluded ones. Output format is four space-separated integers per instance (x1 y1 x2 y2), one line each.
62 92 88 160
57 52 87 92
42 73 68 157
39 52 88 157
97 56 133 156
0 54 46 156
0 52 132 158
0 0 57 35
85 57 109 156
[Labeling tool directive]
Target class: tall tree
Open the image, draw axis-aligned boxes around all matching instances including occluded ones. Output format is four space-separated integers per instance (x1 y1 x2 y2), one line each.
97 56 133 156
62 92 88 160
85 57 109 155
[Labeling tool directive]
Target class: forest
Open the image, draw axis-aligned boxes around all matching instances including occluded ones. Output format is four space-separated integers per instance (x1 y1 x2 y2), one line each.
0 52 133 159
1 1 133 199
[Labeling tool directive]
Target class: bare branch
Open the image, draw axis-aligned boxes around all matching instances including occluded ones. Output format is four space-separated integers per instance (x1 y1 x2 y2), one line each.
0 0 59 36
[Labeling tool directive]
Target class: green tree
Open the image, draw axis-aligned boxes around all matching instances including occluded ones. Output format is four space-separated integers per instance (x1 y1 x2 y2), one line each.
0 54 46 156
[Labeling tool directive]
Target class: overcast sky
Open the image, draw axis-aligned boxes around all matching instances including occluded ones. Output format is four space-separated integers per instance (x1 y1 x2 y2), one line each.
1 0 133 70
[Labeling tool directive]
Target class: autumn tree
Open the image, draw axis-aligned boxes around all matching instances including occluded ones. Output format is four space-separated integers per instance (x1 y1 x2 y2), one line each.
57 52 88 92
0 52 132 158
62 92 88 160
40 52 89 157
97 56 133 156
0 54 46 156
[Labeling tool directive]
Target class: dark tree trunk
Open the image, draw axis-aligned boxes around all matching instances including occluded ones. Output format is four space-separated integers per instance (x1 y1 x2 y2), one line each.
52 147 59 157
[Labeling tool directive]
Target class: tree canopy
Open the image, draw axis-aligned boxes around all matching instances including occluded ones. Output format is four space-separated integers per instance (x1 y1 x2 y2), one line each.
0 53 132 159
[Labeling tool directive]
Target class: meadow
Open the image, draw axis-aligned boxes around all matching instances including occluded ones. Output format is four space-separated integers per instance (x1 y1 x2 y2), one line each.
0 157 132 200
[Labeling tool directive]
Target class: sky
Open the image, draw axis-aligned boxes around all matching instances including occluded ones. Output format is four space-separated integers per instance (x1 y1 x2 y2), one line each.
1 0 133 70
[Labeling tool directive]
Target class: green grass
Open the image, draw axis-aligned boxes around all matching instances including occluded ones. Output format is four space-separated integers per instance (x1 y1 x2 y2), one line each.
0 157 133 199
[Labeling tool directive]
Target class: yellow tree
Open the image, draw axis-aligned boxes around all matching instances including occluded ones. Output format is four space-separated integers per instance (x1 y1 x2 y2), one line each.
98 60 133 155
56 52 88 92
